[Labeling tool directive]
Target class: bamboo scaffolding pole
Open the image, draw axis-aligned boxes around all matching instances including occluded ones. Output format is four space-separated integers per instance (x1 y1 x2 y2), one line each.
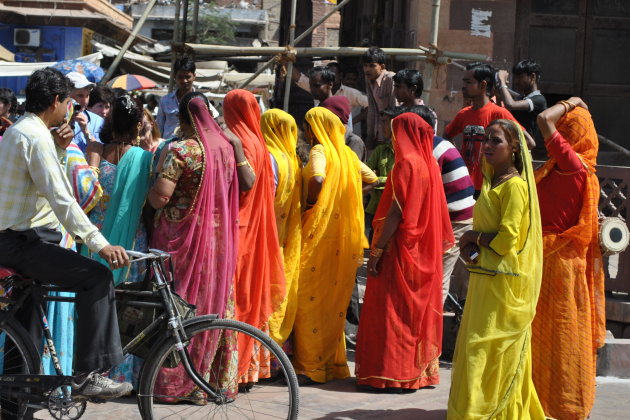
185 44 486 59
283 0 297 111
102 0 158 83
599 134 630 158
168 0 182 92
191 0 200 43
235 0 354 89
422 0 441 104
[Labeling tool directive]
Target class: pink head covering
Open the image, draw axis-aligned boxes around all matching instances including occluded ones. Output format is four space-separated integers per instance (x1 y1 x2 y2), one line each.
151 96 239 397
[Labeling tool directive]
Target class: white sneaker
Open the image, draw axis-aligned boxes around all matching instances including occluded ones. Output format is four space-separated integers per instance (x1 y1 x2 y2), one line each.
72 373 133 400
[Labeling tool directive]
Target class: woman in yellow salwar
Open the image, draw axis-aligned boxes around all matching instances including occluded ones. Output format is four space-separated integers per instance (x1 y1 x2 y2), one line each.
447 119 545 420
261 109 302 345
293 106 377 384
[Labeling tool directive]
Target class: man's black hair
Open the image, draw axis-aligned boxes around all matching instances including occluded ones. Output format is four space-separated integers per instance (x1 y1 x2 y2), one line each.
381 105 408 119
465 62 495 93
362 47 386 65
393 69 424 98
512 59 542 82
24 68 72 114
308 66 335 84
179 91 210 126
175 55 196 74
408 105 436 129
88 86 115 108
0 88 14 107
326 61 342 74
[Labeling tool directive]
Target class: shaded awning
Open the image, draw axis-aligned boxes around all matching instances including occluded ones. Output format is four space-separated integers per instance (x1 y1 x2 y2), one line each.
0 44 14 62
0 5 155 46
0 52 102 77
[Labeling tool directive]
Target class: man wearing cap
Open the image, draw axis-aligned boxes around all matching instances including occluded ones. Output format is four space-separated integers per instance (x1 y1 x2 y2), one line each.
66 71 104 154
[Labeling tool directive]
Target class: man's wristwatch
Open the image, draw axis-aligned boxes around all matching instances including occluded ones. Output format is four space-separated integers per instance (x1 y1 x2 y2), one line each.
84 131 94 142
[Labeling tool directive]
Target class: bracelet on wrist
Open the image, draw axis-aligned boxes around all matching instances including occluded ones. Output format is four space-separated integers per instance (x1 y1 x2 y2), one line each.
476 231 483 247
236 160 249 167
370 247 384 258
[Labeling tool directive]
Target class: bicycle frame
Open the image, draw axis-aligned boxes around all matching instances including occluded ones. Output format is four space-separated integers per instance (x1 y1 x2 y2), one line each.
0 249 227 405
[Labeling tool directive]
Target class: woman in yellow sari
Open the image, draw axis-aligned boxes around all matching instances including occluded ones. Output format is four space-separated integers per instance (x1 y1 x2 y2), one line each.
448 119 545 420
261 109 302 345
293 106 377 383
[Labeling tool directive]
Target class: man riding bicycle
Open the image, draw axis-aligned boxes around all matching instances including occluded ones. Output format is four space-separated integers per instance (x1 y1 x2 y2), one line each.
0 68 133 402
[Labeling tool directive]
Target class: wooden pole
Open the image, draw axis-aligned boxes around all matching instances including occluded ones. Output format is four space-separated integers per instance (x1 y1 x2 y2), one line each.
168 0 182 92
282 0 297 111
102 0 158 83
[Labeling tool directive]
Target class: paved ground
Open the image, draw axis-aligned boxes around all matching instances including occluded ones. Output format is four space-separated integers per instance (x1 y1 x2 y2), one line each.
33 361 630 419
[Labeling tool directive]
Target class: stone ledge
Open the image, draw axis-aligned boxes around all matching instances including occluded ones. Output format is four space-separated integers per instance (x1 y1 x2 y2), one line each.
597 338 630 378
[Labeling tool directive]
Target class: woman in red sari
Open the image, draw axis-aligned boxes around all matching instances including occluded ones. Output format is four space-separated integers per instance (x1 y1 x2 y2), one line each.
148 93 240 401
222 89 286 384
356 112 454 391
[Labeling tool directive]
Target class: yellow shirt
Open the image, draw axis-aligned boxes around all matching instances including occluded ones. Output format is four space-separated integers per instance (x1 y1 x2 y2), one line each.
303 144 377 203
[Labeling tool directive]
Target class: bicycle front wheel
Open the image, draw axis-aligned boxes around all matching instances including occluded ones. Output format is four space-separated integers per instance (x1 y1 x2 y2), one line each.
0 316 41 419
138 318 299 420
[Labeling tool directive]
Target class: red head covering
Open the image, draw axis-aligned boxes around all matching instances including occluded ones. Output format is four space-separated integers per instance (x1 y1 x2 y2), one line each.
358 112 454 386
222 89 286 378
382 112 454 250
319 95 351 125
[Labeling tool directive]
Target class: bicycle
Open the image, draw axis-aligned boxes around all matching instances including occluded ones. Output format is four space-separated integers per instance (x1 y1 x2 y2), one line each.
0 249 299 420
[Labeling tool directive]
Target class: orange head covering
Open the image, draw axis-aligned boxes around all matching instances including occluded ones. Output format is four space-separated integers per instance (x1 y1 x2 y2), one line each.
534 106 605 349
223 89 286 378
536 107 598 180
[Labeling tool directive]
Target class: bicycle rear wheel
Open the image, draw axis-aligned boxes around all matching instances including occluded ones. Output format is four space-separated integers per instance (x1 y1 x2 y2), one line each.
0 316 41 419
138 318 299 420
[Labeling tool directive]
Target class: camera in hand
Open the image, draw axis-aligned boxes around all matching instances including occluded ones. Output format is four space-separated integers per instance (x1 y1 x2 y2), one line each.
69 103 81 130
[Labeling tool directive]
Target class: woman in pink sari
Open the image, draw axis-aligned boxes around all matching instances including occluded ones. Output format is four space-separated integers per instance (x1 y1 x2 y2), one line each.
148 92 240 401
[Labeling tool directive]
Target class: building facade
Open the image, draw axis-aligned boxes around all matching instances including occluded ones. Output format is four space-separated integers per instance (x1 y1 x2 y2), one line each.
339 0 630 154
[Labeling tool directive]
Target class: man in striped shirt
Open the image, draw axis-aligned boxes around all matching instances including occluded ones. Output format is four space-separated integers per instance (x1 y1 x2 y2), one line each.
410 105 475 303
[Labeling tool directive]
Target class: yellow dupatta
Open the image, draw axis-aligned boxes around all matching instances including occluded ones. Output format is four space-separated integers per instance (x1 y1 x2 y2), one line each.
261 109 302 344
293 107 366 382
448 121 545 419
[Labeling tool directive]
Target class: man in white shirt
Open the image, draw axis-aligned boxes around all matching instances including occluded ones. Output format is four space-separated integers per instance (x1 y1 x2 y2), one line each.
0 68 132 405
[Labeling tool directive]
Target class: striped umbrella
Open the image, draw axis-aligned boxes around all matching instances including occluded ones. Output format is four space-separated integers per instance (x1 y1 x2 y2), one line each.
107 74 156 91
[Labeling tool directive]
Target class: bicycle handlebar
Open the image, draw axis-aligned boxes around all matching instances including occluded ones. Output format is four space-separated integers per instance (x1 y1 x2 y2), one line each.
126 249 171 263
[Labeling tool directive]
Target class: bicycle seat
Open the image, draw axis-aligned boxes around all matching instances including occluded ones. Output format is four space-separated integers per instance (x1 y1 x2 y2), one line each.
0 266 21 281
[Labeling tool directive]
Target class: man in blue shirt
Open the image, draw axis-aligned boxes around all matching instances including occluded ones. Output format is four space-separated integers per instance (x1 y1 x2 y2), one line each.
66 72 104 154
157 56 196 139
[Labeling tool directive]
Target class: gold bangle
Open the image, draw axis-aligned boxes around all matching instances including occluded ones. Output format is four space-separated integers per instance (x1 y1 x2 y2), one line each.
236 160 249 167
370 247 384 258
89 166 100 176
559 101 569 114
476 231 483 247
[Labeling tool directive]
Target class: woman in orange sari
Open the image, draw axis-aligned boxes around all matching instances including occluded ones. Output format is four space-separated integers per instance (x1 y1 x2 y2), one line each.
532 97 605 420
222 89 286 384
356 112 453 391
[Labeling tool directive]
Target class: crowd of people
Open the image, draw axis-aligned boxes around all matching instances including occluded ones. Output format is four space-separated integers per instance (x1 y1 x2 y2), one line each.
0 46 605 420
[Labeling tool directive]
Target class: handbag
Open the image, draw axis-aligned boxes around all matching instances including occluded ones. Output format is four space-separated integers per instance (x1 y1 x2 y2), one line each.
116 269 196 362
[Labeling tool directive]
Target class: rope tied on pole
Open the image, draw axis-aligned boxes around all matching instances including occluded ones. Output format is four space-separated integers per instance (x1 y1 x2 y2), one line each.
275 46 297 78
